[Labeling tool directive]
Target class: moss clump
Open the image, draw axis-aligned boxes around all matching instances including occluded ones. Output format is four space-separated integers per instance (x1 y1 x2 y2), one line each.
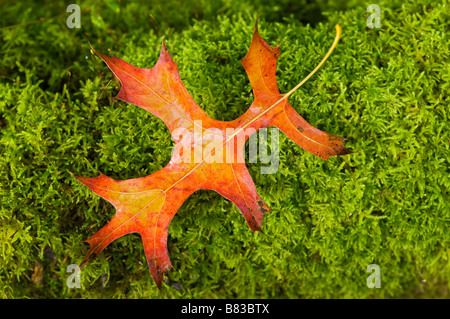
0 0 448 298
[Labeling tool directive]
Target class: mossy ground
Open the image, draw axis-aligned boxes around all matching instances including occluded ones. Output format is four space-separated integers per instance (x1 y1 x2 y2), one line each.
0 0 449 298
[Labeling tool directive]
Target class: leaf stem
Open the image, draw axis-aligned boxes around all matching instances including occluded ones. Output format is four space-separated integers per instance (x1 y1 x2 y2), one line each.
284 24 342 99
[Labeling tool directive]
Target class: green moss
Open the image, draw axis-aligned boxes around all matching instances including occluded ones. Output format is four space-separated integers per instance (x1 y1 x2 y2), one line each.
0 0 448 298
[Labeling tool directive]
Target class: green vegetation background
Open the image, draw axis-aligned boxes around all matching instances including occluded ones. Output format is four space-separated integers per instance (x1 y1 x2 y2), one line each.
0 0 449 298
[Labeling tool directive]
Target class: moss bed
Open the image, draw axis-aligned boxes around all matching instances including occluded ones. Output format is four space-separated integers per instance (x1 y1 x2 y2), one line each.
0 0 449 298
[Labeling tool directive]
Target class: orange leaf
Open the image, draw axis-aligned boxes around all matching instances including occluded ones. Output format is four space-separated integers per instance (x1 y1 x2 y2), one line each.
76 20 351 290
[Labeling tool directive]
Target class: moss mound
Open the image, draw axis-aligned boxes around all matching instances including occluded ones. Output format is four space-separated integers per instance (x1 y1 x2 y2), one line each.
0 0 448 298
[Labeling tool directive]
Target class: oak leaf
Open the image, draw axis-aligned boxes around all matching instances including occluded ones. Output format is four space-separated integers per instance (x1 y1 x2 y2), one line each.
75 21 350 289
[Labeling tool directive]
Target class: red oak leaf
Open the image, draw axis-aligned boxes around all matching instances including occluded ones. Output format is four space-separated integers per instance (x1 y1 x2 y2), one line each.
75 21 350 289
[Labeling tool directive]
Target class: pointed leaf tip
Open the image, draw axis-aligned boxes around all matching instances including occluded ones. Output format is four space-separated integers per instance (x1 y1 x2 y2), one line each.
158 40 174 64
254 14 261 31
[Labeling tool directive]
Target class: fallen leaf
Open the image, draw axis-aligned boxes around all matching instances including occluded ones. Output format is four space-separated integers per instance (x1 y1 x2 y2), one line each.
75 20 350 289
